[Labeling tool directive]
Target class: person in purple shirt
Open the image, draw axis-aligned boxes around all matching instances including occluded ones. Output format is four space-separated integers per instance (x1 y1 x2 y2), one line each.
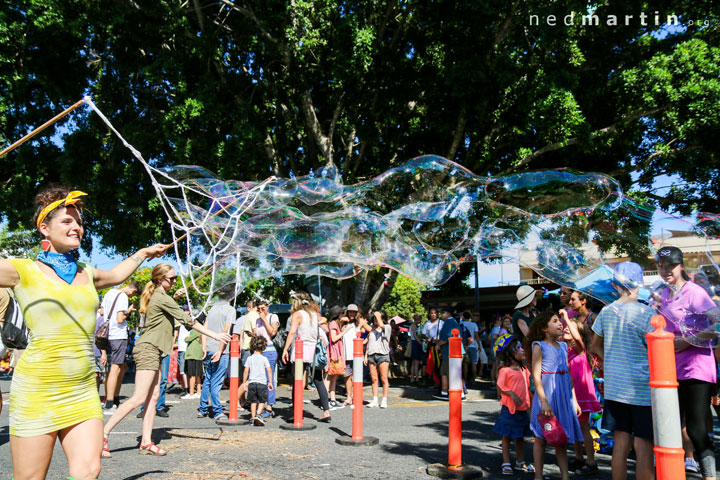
655 246 719 480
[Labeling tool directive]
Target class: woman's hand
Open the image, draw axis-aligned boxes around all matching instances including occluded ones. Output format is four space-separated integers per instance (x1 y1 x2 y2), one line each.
214 332 231 343
173 288 187 300
540 398 552 417
210 351 222 363
363 355 368 366
574 400 582 418
100 351 107 366
202 348 207 360
282 350 289 364
141 244 169 260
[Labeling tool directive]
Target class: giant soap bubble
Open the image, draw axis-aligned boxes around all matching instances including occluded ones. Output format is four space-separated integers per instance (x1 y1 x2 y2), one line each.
84 98 720 346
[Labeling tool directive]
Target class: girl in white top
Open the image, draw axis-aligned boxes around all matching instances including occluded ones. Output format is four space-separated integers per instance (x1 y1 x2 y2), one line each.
281 291 331 421
365 311 392 408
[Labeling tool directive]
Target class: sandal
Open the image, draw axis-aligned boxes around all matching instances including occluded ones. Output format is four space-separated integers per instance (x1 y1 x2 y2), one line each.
101 436 112 458
501 462 513 475
139 442 167 456
575 463 599 475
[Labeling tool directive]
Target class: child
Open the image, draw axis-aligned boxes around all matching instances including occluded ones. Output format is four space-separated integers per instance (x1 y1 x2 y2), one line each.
183 328 204 399
526 311 583 480
561 308 602 474
492 334 534 475
243 335 274 426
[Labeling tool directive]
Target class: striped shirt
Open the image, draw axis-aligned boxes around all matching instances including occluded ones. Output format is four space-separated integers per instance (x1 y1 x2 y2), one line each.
592 300 654 406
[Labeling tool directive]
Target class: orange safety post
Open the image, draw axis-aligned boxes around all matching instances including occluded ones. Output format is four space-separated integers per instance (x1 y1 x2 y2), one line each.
216 335 242 426
280 336 316 431
336 332 378 446
427 329 482 478
646 315 685 480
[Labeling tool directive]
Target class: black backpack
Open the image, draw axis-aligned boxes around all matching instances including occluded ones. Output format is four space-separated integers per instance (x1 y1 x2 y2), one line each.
2 290 29 350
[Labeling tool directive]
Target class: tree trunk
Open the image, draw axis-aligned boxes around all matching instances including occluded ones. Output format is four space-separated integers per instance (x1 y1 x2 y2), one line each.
367 269 399 312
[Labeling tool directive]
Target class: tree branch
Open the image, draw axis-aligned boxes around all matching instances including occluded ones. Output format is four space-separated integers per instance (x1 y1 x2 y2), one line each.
446 105 467 160
507 106 667 173
301 90 333 164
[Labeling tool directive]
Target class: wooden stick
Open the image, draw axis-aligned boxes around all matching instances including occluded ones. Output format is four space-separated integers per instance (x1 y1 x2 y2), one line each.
0 98 88 158
163 232 188 249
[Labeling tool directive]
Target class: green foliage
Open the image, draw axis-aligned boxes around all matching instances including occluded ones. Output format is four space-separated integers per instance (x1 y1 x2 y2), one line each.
382 274 424 321
0 225 41 258
0 0 718 262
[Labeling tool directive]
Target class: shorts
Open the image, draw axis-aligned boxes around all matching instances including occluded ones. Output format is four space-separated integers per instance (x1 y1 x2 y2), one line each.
185 359 204 377
605 399 653 440
94 355 108 374
108 339 128 365
368 353 390 365
467 347 479 364
440 358 449 376
177 351 186 375
247 382 268 404
133 342 163 371
344 361 353 377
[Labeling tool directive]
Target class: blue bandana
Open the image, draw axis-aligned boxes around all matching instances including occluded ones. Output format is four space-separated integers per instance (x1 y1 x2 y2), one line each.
37 251 78 284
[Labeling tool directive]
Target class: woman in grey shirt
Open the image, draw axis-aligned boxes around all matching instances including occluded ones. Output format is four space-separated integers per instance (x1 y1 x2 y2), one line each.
364 311 391 409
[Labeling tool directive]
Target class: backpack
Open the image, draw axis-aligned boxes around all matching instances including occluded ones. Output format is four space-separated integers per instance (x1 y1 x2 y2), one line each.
1 290 30 350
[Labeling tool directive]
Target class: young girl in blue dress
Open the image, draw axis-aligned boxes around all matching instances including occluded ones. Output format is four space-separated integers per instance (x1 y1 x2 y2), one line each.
525 311 583 480
492 334 535 475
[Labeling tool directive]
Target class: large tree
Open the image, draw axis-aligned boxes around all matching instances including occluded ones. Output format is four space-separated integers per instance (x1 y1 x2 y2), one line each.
1 0 718 307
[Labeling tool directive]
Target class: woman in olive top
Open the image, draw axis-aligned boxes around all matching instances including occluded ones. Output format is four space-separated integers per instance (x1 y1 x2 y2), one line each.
102 263 230 457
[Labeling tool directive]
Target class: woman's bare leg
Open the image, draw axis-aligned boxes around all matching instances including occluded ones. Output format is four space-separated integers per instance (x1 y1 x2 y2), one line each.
60 418 103 479
10 432 56 480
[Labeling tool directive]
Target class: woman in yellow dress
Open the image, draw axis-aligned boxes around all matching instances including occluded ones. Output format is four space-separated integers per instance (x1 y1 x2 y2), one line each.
0 185 167 480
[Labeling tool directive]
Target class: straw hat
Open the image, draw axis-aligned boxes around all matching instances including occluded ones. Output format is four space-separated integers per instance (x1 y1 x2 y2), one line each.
515 285 538 309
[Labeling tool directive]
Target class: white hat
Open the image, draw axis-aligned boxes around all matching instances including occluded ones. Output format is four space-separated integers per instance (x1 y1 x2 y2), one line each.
515 285 538 309
346 304 359 312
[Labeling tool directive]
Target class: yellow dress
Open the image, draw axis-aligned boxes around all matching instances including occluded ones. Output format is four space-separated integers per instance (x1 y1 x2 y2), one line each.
8 258 102 437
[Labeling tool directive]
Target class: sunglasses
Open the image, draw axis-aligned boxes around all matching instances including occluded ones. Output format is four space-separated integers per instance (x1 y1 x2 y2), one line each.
165 276 178 282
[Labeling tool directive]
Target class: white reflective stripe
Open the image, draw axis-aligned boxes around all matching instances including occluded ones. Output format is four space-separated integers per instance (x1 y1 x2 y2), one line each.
449 357 462 390
651 388 682 448
230 357 239 378
353 357 363 383
294 359 304 379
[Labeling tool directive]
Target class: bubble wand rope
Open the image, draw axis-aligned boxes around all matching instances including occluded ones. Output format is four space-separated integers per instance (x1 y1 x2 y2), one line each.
0 98 88 158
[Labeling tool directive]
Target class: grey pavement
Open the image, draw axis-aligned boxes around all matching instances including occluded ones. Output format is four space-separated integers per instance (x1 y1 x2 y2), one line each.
0 374 670 479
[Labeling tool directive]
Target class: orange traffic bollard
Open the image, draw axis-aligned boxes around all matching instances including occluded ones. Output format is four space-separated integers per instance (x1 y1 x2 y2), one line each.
336 332 378 446
216 334 243 426
427 329 482 478
280 336 316 431
647 315 685 480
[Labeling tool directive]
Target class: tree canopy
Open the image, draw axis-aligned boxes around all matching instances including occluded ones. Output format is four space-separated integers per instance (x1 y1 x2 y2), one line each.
1 1 718 305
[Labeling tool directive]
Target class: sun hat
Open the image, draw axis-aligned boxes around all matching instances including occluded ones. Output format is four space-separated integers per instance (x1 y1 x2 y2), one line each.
493 334 517 358
514 285 538 309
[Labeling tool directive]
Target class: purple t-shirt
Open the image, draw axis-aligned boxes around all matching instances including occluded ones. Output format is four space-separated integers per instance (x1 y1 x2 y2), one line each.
660 281 718 383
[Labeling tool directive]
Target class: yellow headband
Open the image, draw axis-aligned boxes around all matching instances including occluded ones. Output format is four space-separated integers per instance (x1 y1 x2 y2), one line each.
36 191 88 229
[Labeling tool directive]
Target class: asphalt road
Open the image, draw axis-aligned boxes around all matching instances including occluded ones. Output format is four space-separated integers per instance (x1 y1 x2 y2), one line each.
0 375 695 479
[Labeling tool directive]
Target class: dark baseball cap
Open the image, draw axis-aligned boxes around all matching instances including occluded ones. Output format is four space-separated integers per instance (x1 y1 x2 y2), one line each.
656 246 684 265
329 305 344 320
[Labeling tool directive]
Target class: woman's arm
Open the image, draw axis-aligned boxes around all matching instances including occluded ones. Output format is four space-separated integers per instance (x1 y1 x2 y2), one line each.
282 312 301 363
93 244 167 289
259 313 279 337
0 259 19 288
329 323 345 343
192 321 231 344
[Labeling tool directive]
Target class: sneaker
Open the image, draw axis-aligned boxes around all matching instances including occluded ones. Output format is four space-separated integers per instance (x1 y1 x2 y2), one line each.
380 398 388 409
328 400 337 408
259 409 274 419
249 418 255 426
155 409 169 418
180 393 195 400
193 393 201 399
103 405 117 416
461 393 467 402
367 400 379 408
685 458 700 473
432 392 449 400
254 416 265 426
330 403 345 411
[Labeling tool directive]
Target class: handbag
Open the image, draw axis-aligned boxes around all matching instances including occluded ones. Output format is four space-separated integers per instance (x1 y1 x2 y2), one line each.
95 291 121 350
311 314 327 369
273 324 288 352
536 413 568 446
1 290 29 350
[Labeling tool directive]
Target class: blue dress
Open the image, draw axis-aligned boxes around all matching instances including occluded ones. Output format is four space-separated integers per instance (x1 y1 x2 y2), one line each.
529 341 583 443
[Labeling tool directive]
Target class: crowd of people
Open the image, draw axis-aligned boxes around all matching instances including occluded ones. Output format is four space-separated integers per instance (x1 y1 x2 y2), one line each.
1 184 720 480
